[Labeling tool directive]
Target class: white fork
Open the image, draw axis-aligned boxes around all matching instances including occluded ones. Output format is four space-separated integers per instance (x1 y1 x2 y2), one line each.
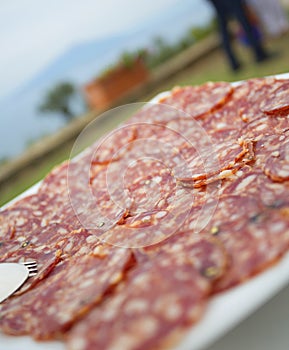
20 260 38 277
0 260 38 303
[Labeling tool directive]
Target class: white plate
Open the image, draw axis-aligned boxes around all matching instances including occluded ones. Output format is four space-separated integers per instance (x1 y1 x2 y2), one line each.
1 73 289 350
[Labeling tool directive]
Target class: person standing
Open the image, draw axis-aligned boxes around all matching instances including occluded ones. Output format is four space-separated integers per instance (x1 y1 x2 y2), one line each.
207 0 272 71
247 0 289 37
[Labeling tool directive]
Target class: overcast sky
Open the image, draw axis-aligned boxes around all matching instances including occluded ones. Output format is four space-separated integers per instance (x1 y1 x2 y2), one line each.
0 0 183 99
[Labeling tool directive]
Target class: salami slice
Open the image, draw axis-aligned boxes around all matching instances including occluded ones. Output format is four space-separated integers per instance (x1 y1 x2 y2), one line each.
2 76 289 350
264 132 289 182
158 81 233 119
194 195 261 291
186 193 289 292
260 79 289 116
236 77 276 123
0 243 133 339
176 138 255 188
198 80 253 141
90 125 137 165
222 166 289 207
240 112 289 142
0 193 56 241
101 186 194 247
213 203 289 292
124 166 174 213
0 241 63 295
67 235 227 350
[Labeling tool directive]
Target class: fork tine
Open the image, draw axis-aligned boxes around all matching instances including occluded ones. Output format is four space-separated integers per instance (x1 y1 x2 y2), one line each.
20 261 38 277
22 261 37 268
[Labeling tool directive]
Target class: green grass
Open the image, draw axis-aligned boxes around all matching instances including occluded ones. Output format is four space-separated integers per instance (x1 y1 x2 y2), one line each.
164 32 289 86
0 145 71 207
1 32 289 206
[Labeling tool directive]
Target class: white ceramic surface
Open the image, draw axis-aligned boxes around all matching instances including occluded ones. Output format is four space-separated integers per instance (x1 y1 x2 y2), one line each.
1 73 289 350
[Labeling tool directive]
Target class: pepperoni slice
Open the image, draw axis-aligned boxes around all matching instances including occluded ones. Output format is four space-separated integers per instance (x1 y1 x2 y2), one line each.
66 235 227 350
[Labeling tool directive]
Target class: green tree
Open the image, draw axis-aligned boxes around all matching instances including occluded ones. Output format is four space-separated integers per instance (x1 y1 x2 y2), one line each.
39 82 76 121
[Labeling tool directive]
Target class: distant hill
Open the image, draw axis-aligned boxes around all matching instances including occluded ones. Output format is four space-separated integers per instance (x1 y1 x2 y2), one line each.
0 0 213 159
11 0 213 96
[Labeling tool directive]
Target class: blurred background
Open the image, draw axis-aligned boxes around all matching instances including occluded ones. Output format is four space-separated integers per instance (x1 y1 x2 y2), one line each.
0 0 289 205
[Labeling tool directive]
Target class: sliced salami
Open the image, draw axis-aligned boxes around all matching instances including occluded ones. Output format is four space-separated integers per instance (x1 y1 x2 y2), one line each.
0 242 63 295
67 235 227 350
90 125 138 165
198 80 254 141
213 203 289 292
158 81 233 119
0 193 55 241
0 243 133 339
176 138 255 188
194 195 262 291
260 79 289 116
263 132 289 182
101 186 194 247
2 76 289 350
236 77 277 123
222 166 289 207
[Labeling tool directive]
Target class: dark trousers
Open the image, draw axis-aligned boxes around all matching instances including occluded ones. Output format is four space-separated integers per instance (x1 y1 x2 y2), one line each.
209 0 267 69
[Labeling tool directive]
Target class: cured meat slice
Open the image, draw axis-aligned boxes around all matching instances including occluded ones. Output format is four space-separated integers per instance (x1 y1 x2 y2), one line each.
0 241 63 295
0 240 22 259
236 77 277 123
188 78 284 146
238 130 289 177
197 80 254 141
158 81 233 119
124 167 174 213
176 138 255 188
125 102 181 125
0 189 83 246
41 158 121 232
212 203 289 292
240 112 289 141
222 167 289 207
193 194 289 292
2 76 289 350
90 125 137 165
67 155 135 233
67 235 227 350
264 157 289 182
101 186 194 248
181 195 262 291
127 82 233 125
263 132 289 182
0 193 57 240
0 243 133 340
260 79 289 116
